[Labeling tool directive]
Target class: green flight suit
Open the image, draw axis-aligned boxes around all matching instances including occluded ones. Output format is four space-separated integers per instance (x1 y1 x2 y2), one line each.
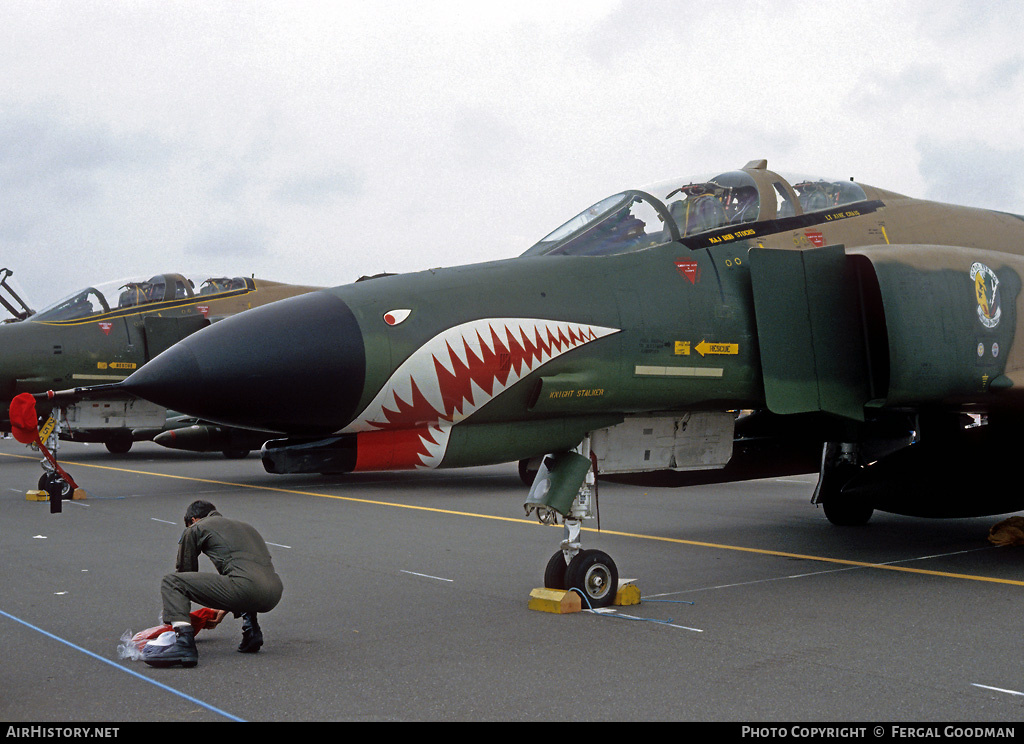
161 511 283 625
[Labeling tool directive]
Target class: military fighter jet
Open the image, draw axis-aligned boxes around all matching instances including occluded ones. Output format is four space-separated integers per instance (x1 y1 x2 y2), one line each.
48 160 1024 607
2 271 321 456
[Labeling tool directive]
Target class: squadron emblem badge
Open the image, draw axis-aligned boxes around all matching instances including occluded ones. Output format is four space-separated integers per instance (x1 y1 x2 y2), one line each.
970 262 1001 329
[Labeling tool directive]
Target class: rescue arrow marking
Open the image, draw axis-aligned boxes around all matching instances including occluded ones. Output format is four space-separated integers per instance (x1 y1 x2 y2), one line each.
695 340 738 357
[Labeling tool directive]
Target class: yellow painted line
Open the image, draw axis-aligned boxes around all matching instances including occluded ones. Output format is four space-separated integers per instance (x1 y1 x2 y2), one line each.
1 452 532 525
585 525 1024 587
4 450 1021 587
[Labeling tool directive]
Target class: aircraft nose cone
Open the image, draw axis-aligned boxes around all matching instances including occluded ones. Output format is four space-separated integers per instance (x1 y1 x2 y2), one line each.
123 291 365 434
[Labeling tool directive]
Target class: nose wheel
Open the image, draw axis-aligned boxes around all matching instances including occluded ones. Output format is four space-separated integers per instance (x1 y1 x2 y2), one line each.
544 550 570 590
38 471 72 500
566 549 618 608
543 547 619 608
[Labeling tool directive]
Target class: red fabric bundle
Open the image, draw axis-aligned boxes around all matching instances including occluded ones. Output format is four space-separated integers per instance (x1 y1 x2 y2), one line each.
130 607 223 645
9 393 40 444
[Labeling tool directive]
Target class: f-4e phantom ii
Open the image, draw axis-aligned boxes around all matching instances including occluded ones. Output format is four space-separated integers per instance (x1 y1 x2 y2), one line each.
60 159 1024 606
3 272 321 458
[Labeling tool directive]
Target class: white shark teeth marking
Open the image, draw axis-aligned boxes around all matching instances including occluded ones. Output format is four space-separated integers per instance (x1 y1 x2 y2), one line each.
345 317 619 436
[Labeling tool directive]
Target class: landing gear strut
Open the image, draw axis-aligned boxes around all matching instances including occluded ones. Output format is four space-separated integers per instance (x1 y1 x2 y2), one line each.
9 393 81 514
525 438 619 608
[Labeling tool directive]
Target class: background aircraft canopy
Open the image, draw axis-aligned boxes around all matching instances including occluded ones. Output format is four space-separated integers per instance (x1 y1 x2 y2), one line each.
32 273 254 322
0 268 34 322
783 175 867 214
522 169 868 258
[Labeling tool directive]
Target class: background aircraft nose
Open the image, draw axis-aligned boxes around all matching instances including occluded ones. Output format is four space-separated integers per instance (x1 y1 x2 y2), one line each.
123 291 366 434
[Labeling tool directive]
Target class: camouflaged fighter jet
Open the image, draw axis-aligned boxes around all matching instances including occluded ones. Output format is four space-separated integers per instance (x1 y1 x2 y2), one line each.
52 159 1024 606
2 271 321 456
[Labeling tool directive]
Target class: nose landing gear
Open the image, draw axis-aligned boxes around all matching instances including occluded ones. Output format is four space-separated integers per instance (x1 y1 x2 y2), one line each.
525 439 620 609
10 392 81 513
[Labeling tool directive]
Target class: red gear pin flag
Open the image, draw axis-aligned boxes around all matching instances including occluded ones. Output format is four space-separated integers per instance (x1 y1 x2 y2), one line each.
9 392 79 507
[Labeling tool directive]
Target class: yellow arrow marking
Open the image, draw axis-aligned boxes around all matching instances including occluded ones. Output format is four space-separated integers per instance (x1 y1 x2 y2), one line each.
695 340 738 357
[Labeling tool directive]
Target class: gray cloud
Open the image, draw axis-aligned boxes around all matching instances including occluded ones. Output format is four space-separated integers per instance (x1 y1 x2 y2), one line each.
273 167 365 206
918 139 1024 213
185 224 270 258
0 103 169 191
1 2 1023 305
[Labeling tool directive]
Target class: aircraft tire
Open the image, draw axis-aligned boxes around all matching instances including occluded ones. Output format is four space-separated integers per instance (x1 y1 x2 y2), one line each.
566 549 618 609
822 498 874 526
105 435 132 455
518 458 538 486
543 550 569 590
38 472 72 500
818 460 873 526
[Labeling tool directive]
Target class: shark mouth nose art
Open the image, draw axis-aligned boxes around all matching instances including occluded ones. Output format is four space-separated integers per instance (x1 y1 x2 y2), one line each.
344 317 619 469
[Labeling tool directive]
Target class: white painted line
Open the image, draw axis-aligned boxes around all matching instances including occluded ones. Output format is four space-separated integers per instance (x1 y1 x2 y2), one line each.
877 547 990 566
665 622 703 633
401 570 454 583
616 613 704 633
651 546 999 597
151 517 289 549
588 609 704 633
972 683 1024 697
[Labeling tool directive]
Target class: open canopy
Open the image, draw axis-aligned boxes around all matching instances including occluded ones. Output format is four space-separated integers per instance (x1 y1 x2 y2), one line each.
32 273 255 322
522 166 867 258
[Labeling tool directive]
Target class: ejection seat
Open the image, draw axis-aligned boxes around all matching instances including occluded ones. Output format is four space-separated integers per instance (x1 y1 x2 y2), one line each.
671 195 726 236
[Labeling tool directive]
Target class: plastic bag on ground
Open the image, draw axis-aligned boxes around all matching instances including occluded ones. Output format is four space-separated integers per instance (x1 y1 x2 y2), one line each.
117 608 222 660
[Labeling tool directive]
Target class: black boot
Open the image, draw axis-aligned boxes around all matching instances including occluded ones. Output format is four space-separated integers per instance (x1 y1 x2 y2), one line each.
142 626 198 668
238 612 263 653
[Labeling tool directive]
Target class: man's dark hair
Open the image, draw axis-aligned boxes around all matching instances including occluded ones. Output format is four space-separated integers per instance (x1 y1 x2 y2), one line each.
184 500 217 526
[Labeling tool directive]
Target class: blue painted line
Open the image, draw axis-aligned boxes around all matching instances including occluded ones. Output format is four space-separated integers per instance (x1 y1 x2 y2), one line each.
0 609 246 722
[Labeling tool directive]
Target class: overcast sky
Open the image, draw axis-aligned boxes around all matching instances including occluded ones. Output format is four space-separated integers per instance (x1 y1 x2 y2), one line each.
2 0 1023 309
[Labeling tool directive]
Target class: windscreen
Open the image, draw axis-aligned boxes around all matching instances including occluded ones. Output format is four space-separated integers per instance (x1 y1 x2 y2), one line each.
521 191 674 257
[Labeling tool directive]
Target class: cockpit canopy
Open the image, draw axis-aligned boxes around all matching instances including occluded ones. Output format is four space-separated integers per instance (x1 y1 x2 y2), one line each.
521 166 867 258
33 273 254 322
